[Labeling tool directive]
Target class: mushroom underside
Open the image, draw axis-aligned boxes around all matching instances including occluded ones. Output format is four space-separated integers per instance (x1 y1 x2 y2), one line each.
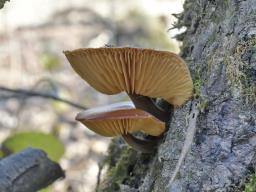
64 47 193 152
76 104 169 153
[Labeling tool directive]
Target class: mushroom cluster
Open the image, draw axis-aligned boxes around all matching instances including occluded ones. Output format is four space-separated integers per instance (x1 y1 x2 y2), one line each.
64 47 193 153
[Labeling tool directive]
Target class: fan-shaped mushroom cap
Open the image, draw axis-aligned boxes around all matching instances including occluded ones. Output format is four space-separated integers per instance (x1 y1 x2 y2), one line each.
64 47 193 106
76 101 165 137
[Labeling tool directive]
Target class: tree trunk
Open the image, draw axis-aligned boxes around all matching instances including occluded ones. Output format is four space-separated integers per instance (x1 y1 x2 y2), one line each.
98 0 256 191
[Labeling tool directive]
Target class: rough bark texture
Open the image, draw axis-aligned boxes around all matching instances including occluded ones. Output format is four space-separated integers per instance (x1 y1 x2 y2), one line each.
0 148 64 192
99 0 256 192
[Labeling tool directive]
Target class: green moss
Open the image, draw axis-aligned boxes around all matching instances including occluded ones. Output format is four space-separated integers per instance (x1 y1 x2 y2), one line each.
109 148 133 180
225 37 256 107
39 187 51 192
223 0 229 6
193 66 203 97
191 65 210 112
1 131 65 162
194 79 202 97
0 150 4 159
98 138 154 192
199 99 209 112
99 147 136 192
244 174 256 192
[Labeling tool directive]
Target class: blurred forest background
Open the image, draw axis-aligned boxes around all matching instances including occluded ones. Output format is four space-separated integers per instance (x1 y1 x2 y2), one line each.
0 0 184 191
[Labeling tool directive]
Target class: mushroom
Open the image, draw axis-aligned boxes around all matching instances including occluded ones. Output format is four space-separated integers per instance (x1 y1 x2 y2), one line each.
64 47 193 123
76 102 165 153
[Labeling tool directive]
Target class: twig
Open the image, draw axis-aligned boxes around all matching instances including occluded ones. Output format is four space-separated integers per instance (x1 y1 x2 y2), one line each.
95 162 103 191
0 148 65 192
168 99 200 187
0 86 87 110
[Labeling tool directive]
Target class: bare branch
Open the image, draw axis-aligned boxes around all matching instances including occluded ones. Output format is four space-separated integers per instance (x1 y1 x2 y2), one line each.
0 86 87 110
0 148 65 192
95 162 104 191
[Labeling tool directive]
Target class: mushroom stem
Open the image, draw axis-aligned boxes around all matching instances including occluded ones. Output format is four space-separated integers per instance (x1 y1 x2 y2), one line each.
128 94 173 123
122 133 159 153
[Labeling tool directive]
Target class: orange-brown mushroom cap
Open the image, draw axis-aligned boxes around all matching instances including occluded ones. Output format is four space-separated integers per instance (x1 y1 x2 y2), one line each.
76 102 165 137
64 47 193 106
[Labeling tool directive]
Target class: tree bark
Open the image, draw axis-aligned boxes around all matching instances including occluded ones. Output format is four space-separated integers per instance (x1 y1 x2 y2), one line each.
0 148 64 192
99 0 256 191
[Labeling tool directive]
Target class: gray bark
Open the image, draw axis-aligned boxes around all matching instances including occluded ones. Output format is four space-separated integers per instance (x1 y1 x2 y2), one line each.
99 0 256 192
0 148 64 192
